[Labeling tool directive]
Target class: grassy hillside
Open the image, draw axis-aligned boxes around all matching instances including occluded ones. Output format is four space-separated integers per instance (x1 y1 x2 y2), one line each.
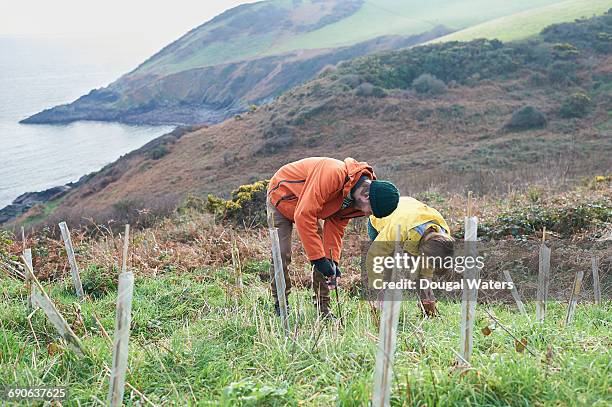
1 183 610 404
22 0 591 126
137 0 563 75
431 0 612 43
11 11 612 230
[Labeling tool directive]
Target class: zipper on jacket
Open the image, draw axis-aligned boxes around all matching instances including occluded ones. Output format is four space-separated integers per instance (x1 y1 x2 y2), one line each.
275 194 297 207
268 179 305 194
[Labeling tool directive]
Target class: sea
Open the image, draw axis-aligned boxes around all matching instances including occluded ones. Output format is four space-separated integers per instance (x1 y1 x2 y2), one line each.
0 37 174 208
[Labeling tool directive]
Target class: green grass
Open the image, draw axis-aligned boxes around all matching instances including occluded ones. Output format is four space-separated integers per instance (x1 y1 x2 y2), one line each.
272 0 563 54
1 267 610 405
140 0 567 75
430 0 612 43
20 196 64 228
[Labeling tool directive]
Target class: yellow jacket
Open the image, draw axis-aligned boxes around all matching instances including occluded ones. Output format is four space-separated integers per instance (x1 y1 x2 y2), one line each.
366 197 450 281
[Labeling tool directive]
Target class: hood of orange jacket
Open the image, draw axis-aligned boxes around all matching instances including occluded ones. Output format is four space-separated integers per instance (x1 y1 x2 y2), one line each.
268 157 375 261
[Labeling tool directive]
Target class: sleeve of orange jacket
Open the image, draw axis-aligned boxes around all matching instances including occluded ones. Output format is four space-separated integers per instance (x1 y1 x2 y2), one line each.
323 215 350 262
294 160 345 260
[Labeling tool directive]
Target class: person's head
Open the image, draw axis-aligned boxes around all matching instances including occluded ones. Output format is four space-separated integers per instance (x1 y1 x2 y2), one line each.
419 227 455 274
352 177 399 217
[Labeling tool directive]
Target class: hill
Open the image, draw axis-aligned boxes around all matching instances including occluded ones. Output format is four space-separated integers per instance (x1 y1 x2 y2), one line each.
6 10 611 230
430 0 612 43
21 0 583 126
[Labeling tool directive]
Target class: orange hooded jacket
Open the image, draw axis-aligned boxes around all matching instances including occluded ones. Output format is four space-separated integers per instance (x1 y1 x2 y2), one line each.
268 157 376 261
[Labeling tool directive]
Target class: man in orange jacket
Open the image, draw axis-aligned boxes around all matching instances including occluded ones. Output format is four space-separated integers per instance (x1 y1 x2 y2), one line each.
267 157 399 317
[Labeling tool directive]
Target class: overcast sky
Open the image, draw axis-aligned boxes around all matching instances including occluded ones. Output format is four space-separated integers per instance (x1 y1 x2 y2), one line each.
1 0 260 61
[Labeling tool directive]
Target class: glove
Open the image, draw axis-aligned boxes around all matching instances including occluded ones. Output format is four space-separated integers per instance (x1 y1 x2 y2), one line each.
311 258 335 277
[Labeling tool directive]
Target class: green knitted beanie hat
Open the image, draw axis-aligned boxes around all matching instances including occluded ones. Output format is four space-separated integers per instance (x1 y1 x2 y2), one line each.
369 180 399 218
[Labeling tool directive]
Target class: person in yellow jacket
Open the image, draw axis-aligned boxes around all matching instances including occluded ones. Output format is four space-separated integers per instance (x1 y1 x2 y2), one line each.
365 196 454 315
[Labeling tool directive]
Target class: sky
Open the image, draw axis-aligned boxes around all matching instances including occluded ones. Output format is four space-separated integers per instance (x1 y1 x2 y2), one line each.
1 0 260 66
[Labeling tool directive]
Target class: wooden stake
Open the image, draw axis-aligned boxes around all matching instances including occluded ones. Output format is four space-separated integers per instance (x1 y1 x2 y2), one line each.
269 227 290 333
591 256 601 305
565 269 584 326
502 270 526 316
535 243 551 323
108 225 135 407
231 240 244 289
372 225 403 407
58 222 85 300
458 211 479 364
21 256 85 357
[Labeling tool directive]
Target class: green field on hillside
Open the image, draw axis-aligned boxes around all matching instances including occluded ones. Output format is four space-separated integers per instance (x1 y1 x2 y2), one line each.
431 0 611 43
273 0 563 53
140 0 565 75
1 267 610 405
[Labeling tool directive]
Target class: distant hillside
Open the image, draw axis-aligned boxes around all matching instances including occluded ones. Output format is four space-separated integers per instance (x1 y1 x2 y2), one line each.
22 0 575 126
7 11 611 229
431 0 612 43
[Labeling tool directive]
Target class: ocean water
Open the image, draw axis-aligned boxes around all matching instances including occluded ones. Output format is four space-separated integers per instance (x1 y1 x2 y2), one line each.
0 37 173 208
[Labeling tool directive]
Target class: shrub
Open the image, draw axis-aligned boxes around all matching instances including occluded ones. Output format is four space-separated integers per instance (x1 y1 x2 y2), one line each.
412 73 447 95
479 199 611 239
548 61 578 86
337 74 363 89
503 106 547 132
354 82 385 98
149 145 169 160
205 180 269 227
560 92 592 118
551 43 580 60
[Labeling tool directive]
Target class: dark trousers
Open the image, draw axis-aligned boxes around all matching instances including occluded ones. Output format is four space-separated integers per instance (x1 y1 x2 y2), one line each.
267 199 330 312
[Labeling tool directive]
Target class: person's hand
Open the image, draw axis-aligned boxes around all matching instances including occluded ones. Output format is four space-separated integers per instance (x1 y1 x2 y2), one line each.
420 299 439 317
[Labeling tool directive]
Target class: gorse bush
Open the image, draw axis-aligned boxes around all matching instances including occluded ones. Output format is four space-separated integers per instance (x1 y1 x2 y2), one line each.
541 10 612 53
412 73 447 95
560 92 592 118
551 43 580 60
205 180 269 227
503 105 547 132
480 199 611 239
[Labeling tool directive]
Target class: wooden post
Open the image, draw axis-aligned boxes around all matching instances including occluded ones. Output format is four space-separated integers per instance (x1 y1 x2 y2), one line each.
535 232 551 323
108 225 135 407
502 270 526 316
231 240 244 289
458 192 479 365
269 227 289 333
565 269 584 326
372 225 403 407
58 222 84 300
591 256 601 305
21 257 85 357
